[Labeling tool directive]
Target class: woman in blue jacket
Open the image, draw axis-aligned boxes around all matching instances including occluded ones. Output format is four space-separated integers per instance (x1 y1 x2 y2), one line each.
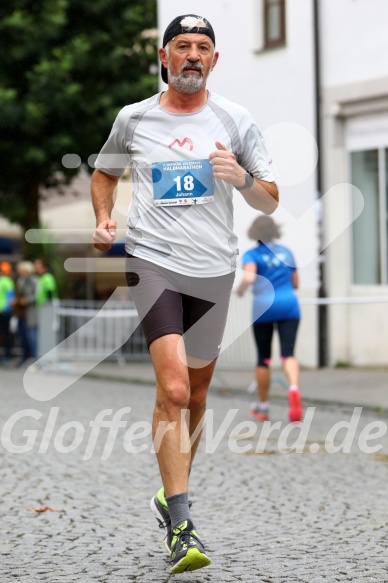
237 216 303 422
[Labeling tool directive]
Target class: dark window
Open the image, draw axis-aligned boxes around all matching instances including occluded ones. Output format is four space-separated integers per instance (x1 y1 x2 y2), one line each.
264 0 286 48
350 148 388 286
351 150 380 284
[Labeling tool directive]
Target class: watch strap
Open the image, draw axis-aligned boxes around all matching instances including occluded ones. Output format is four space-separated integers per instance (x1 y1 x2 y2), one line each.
234 170 254 191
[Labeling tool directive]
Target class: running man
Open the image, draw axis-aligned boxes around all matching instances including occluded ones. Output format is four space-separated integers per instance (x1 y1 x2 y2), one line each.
92 14 278 573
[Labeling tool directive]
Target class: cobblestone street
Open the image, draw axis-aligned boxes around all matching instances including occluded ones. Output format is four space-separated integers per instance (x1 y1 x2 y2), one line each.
1 368 387 582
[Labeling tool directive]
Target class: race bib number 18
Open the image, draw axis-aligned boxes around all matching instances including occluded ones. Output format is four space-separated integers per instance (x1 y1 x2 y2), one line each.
152 159 215 206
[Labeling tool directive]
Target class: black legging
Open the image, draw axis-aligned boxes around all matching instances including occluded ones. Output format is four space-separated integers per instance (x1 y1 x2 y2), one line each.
253 319 299 367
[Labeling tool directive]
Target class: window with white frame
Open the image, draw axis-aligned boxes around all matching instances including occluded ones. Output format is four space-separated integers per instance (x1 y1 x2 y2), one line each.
351 148 388 284
264 0 286 48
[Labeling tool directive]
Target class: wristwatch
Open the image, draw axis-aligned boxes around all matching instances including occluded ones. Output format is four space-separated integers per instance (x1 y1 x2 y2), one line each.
234 170 254 191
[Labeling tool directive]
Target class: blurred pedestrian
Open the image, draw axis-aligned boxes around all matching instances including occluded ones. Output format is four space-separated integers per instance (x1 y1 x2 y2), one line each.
0 261 16 363
34 259 58 305
13 261 38 364
237 216 303 422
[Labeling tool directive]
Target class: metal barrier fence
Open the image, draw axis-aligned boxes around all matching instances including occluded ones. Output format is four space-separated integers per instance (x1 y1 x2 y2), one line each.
45 294 388 366
52 300 150 363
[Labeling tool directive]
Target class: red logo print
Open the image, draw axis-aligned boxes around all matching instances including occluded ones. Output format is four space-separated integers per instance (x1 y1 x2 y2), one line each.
169 137 194 151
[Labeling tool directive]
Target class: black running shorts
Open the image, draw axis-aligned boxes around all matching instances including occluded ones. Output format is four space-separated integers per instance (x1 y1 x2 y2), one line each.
125 254 235 360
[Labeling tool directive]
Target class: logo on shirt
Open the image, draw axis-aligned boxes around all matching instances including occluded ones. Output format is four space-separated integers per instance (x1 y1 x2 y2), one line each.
262 253 288 268
169 137 194 151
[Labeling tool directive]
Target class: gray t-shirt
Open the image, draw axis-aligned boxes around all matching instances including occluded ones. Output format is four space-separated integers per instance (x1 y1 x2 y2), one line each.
95 92 277 277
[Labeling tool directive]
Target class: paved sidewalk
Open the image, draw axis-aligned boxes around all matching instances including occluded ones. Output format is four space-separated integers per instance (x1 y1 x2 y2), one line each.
85 361 388 410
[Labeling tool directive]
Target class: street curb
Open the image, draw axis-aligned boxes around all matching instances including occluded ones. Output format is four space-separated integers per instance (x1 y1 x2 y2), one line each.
84 371 388 416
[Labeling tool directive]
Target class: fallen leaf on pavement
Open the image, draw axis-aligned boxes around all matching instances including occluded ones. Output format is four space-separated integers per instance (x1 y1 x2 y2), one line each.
26 506 61 512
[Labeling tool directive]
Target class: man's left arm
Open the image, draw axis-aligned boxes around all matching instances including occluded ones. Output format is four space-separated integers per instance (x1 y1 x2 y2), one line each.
210 141 279 214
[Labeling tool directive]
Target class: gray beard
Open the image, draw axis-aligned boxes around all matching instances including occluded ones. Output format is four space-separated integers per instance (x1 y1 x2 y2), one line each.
168 70 207 94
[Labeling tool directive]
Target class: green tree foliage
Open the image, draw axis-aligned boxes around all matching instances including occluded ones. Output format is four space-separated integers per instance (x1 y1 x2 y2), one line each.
0 0 158 232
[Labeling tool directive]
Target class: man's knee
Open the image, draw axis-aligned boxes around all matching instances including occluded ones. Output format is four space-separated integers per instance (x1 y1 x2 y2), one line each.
188 363 214 406
189 385 208 409
157 380 190 411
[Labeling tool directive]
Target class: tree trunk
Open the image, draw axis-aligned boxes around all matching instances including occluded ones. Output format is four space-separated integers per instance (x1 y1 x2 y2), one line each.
22 178 40 258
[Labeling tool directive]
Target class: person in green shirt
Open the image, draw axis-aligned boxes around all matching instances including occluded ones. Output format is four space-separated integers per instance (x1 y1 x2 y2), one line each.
34 259 58 306
0 261 16 362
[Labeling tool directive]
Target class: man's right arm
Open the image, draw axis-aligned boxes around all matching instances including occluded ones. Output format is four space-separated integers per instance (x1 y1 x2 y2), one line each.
91 169 120 251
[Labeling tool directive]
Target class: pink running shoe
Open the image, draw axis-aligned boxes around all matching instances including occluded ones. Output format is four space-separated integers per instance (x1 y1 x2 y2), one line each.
250 404 270 422
288 388 303 422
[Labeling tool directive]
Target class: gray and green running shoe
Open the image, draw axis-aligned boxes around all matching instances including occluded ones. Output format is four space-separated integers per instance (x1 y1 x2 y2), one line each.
150 487 172 554
150 488 194 555
170 519 211 574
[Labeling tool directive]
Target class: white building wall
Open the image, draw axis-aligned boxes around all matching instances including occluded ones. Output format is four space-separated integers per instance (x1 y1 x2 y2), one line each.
158 0 320 368
321 0 388 87
320 0 388 366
